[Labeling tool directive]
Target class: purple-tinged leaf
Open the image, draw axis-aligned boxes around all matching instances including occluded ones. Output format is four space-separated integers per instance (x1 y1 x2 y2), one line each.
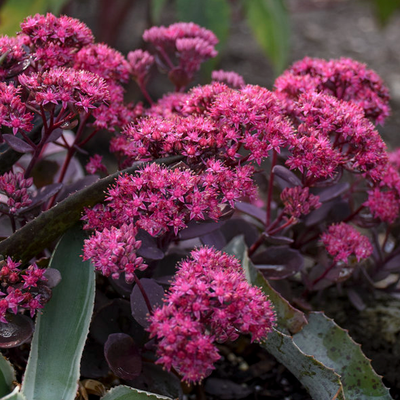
235 201 266 224
273 165 301 188
263 233 294 245
6 58 30 78
60 119 78 130
315 182 350 203
104 333 142 380
2 134 34 153
0 215 12 240
91 299 147 346
220 219 259 248
125 362 183 399
136 230 164 261
179 220 225 240
110 274 134 297
131 278 165 328
56 175 99 203
205 378 252 399
18 183 63 214
81 340 109 379
383 253 400 272
346 288 366 311
43 268 62 288
0 314 33 348
200 229 227 250
304 200 334 227
45 128 63 144
153 275 174 286
252 246 304 280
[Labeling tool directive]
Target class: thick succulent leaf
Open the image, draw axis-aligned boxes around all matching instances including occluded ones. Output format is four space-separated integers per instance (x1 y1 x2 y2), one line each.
1 387 27 400
315 182 350 203
263 329 345 400
223 236 306 334
234 201 266 224
227 236 392 400
126 363 183 400
251 245 304 280
90 299 146 347
179 220 225 240
0 315 34 348
2 135 34 153
101 385 173 400
104 333 142 380
136 230 164 261
293 312 392 399
0 352 16 397
0 156 182 263
272 165 302 188
21 225 95 400
244 0 290 75
131 278 165 328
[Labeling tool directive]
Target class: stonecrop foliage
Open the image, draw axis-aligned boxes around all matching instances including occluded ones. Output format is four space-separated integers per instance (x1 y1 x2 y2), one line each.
0 11 398 397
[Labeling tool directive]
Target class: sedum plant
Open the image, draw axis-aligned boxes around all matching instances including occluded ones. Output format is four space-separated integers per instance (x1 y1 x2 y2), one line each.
0 11 396 400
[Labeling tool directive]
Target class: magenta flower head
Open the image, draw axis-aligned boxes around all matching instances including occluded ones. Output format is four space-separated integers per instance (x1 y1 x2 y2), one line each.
148 247 275 383
211 70 245 89
275 56 390 124
321 222 373 264
281 186 321 219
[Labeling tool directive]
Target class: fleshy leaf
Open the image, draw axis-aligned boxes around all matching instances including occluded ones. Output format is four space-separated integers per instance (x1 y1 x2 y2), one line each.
316 182 350 203
21 224 95 400
251 245 304 280
179 220 225 240
130 278 165 328
244 0 290 75
272 165 302 188
293 312 392 399
101 385 173 400
136 230 164 261
0 352 16 397
0 315 34 348
104 333 142 380
234 201 266 224
2 135 34 154
1 387 28 400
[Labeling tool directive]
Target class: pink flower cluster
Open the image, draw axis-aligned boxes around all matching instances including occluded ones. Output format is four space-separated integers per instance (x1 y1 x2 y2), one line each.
143 22 218 89
280 186 321 219
148 247 275 383
275 57 390 124
0 171 33 213
0 35 30 80
285 91 388 182
113 82 294 166
0 257 48 322
321 223 373 263
211 69 245 89
19 67 109 113
83 223 146 283
0 82 33 135
20 13 94 69
85 154 107 175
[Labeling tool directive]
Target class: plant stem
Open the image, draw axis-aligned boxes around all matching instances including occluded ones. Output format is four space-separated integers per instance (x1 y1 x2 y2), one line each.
133 273 153 314
266 150 277 227
311 261 337 288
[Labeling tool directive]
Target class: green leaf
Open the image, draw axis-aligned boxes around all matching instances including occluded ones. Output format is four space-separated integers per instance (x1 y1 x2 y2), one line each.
0 353 16 397
263 329 345 400
293 312 392 400
46 0 70 15
1 387 28 400
175 0 231 77
21 225 96 400
223 235 307 334
0 156 182 263
370 0 400 25
151 0 168 24
101 385 173 400
0 0 48 36
243 0 290 75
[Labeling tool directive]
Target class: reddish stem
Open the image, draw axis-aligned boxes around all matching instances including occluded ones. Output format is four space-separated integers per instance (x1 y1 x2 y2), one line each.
311 261 337 288
133 274 153 314
266 150 277 227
